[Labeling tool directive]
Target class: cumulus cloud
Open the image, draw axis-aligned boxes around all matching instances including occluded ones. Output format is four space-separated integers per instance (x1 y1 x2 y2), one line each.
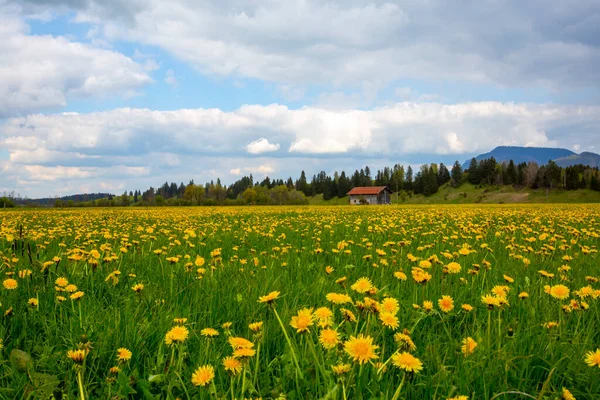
0 5 152 117
246 138 280 154
2 101 600 196
10 0 600 94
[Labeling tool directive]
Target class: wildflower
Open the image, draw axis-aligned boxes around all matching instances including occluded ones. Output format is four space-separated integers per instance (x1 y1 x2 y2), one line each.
325 266 334 274
481 294 500 309
201 328 219 338
174 318 188 324
331 363 351 375
461 337 478 356
344 335 379 364
543 321 559 329
165 326 189 345
222 322 233 330
394 270 407 280
391 352 423 373
380 297 400 314
326 293 353 305
131 283 144 293
67 349 87 364
191 365 215 387
116 348 132 362
222 356 242 375
394 333 417 351
518 292 529 299
461 304 473 312
258 291 280 304
341 308 357 322
423 301 433 312
503 274 514 283
379 312 399 330
438 295 454 313
562 387 576 400
70 291 84 300
446 262 461 274
319 328 339 350
228 337 254 350
585 348 600 367
549 284 570 300
233 347 256 358
314 307 333 327
249 322 263 332
55 277 69 287
3 279 17 290
290 308 314 333
351 277 373 293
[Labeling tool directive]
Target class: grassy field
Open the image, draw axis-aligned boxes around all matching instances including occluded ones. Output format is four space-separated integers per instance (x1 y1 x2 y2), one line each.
309 184 600 205
0 205 599 399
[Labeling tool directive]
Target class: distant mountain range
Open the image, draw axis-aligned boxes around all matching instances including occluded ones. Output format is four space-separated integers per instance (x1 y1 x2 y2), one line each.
16 193 114 206
462 146 600 169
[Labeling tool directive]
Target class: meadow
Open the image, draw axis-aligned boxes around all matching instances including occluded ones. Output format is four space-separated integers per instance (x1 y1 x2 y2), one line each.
0 205 599 399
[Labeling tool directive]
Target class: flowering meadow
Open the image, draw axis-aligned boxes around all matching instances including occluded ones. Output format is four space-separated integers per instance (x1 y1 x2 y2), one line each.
0 205 599 399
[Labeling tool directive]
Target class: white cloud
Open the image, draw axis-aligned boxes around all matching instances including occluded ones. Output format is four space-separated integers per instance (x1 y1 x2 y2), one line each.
244 164 274 175
246 138 280 154
229 168 242 175
0 5 152 117
12 0 600 95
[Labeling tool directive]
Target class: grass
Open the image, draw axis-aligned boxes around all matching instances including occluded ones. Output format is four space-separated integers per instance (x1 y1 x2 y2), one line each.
310 184 600 205
0 205 598 399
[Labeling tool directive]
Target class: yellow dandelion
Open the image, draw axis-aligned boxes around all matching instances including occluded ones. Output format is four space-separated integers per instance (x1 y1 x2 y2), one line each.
461 337 478 356
201 328 219 338
222 356 242 375
319 328 340 350
379 312 399 330
165 326 189 345
290 308 314 333
3 279 17 290
258 291 280 304
343 335 379 364
438 295 454 313
350 277 373 293
391 352 423 373
585 348 600 367
116 348 132 362
191 365 215 387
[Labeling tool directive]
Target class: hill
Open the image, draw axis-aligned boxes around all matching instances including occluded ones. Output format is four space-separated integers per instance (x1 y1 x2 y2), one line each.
462 146 600 168
310 183 600 205
16 193 114 206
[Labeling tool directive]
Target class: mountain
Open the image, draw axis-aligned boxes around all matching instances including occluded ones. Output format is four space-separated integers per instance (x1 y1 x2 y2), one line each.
16 193 114 206
463 146 600 168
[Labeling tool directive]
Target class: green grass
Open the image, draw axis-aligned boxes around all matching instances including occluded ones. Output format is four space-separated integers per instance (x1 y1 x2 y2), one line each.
0 206 598 399
311 184 600 205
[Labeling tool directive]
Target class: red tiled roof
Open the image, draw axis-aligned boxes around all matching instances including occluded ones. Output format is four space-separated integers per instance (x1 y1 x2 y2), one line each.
347 186 390 195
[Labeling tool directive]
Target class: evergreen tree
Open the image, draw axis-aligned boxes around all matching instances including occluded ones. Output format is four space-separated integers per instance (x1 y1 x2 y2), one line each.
451 161 463 186
467 158 479 184
406 166 413 191
437 163 451 186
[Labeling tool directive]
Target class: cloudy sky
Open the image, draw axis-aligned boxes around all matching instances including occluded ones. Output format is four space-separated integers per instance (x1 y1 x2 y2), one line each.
1 0 600 197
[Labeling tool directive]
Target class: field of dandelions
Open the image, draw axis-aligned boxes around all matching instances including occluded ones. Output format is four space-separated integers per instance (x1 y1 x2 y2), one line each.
0 205 599 399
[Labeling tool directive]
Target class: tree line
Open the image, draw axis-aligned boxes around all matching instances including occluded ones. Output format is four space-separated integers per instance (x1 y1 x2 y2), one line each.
4 157 599 208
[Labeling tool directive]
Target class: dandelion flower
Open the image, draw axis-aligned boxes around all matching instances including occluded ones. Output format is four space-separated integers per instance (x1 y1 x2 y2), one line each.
438 295 454 313
585 348 600 367
116 348 132 362
326 293 353 305
379 312 399 330
331 363 351 375
249 322 263 332
319 329 339 350
461 337 478 356
549 284 570 300
391 352 423 373
344 335 378 364
290 308 314 333
191 365 215 387
446 262 461 274
350 277 373 293
228 337 254 350
67 349 87 364
423 301 433 312
198 328 217 339
222 356 242 375
3 279 17 290
562 387 576 400
380 297 400 314
233 347 256 358
70 291 84 300
165 326 189 345
258 291 280 304
55 277 69 287
461 304 473 312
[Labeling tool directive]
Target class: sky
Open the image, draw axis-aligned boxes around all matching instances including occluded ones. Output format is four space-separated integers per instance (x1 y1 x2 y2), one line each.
1 0 600 198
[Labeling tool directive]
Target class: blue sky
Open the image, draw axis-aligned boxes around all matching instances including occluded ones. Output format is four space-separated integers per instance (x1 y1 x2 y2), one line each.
1 0 600 197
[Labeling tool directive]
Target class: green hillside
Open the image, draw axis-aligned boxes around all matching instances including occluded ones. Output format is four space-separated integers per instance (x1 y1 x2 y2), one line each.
309 183 600 205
